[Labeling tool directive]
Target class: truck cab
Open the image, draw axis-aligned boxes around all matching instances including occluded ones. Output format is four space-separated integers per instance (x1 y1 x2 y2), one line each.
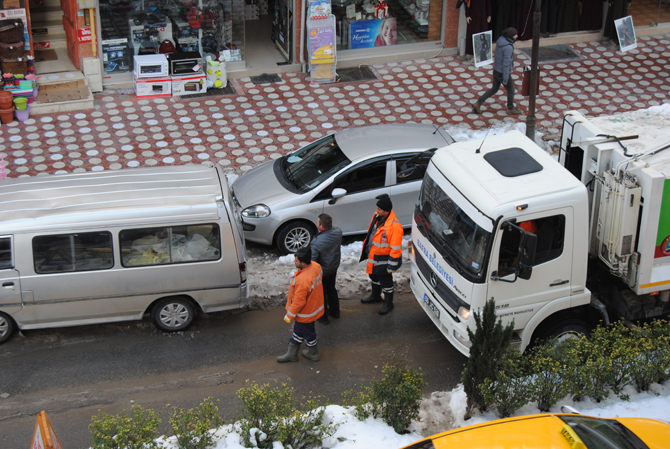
409 130 592 356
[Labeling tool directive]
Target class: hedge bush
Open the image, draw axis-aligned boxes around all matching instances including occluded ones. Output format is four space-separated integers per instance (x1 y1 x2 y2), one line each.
343 362 426 434
236 380 337 449
90 404 161 449
168 397 225 449
470 319 670 418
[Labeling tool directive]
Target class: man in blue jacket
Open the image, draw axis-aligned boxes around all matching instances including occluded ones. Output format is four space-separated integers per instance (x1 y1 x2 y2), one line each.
310 214 343 325
472 27 522 116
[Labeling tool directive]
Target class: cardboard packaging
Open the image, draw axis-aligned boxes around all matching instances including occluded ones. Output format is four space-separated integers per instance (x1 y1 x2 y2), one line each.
134 76 172 97
172 73 206 96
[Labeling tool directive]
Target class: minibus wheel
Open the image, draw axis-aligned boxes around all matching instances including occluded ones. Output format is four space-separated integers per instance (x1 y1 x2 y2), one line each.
152 297 195 332
0 312 14 344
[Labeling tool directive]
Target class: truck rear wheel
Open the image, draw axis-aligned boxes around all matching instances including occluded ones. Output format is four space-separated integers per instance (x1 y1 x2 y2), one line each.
152 297 195 332
539 319 591 345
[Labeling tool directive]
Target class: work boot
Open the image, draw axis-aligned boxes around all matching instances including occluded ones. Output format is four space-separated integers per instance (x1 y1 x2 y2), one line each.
361 284 382 304
507 107 522 115
277 343 300 363
378 291 394 315
472 101 482 114
301 344 320 362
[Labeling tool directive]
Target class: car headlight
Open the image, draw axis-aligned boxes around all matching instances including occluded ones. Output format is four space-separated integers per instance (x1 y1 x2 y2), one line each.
241 204 271 218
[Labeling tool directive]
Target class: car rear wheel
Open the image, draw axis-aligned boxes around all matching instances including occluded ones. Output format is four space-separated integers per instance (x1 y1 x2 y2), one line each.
0 312 15 344
152 297 195 332
276 221 315 255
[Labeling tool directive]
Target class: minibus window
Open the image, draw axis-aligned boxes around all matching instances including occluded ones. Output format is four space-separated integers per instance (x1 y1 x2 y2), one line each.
120 224 221 267
33 232 113 274
0 238 12 269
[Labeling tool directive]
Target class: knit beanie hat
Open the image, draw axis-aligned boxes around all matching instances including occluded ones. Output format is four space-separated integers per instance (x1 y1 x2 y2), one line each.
376 194 393 212
295 246 312 265
502 27 518 40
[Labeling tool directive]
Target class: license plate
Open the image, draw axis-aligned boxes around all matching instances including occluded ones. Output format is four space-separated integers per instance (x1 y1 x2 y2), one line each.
423 294 440 319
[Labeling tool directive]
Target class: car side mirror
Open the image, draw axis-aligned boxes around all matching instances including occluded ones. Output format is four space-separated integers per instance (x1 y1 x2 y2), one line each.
328 188 347 205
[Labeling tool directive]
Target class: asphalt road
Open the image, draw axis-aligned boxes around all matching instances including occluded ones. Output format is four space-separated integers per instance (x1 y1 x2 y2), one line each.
0 293 466 449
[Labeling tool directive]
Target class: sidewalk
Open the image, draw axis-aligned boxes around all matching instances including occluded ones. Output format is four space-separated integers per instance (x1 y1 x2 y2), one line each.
1 34 669 178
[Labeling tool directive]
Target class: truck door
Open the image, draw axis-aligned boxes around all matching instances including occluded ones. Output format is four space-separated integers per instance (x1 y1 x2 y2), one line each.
0 236 21 307
487 210 573 330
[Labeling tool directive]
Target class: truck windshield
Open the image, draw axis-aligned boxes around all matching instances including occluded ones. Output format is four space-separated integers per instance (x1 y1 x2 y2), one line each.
415 174 491 277
281 135 351 193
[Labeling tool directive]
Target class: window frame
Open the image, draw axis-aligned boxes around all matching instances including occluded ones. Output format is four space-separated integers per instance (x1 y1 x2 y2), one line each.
32 231 115 274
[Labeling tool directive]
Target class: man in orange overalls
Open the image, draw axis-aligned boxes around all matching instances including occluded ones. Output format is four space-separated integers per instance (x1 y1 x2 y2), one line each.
360 194 404 315
277 246 325 363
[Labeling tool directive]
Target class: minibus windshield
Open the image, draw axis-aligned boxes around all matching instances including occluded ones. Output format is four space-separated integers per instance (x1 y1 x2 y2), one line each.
415 174 491 277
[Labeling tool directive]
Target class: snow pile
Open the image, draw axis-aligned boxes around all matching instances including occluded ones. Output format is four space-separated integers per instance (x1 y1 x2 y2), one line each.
247 238 412 308
154 379 670 449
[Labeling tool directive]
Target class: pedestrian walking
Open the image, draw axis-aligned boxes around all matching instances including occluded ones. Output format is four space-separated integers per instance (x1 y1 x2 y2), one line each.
360 194 403 316
472 27 523 116
277 246 325 363
310 213 343 325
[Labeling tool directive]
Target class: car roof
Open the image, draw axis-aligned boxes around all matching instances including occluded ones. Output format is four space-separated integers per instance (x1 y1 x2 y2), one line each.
334 124 454 161
0 165 226 234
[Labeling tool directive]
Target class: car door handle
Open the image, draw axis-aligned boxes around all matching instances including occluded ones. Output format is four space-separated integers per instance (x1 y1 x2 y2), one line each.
2 282 14 287
550 280 569 287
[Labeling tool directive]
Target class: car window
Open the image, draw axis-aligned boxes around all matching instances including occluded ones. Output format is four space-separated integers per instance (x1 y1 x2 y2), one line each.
0 237 12 269
333 159 388 195
559 416 648 449
33 232 114 274
395 153 432 184
282 135 351 193
120 224 221 267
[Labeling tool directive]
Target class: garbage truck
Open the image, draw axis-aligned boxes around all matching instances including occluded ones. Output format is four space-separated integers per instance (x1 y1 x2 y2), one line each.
408 108 670 356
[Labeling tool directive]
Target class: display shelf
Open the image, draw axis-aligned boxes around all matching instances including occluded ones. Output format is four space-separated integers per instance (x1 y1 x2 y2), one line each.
395 0 428 25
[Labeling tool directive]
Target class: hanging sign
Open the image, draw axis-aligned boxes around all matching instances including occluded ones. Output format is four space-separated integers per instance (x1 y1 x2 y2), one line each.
31 411 64 449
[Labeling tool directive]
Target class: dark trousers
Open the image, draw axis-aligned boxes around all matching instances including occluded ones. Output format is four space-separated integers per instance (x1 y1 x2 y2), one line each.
477 70 516 109
323 272 340 317
289 321 317 347
369 272 394 295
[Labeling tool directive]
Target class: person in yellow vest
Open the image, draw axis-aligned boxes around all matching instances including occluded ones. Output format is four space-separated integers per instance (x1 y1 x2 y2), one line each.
277 246 325 363
359 194 404 315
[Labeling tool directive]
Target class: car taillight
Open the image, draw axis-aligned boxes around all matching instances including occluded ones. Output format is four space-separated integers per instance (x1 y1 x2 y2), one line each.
240 262 247 283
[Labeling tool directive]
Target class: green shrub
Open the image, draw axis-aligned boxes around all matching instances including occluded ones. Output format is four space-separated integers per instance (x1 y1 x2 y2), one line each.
627 321 670 391
89 404 161 449
525 342 571 411
343 362 426 434
236 380 337 449
168 397 225 449
480 347 533 418
461 298 515 419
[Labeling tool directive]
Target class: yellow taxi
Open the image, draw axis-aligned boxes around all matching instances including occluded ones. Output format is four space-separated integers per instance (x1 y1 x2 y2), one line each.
401 413 670 449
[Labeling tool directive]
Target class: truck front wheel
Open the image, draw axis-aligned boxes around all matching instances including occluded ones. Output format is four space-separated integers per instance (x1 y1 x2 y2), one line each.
539 319 592 345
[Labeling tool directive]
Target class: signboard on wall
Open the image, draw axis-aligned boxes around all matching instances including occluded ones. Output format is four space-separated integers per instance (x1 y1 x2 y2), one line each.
350 17 396 49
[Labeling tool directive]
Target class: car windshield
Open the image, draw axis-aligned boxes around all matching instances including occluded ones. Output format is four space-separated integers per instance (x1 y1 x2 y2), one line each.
281 135 351 193
415 173 491 277
559 416 648 449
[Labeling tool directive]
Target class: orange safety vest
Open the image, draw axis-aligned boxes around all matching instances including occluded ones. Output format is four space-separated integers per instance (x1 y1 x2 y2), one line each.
285 261 325 323
361 210 403 275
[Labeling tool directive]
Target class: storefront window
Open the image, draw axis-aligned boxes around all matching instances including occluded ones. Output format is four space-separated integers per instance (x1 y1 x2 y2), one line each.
98 0 244 75
334 0 442 51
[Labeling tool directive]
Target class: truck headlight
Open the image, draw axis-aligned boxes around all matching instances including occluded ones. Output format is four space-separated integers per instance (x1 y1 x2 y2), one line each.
458 306 470 321
453 330 472 348
242 204 271 218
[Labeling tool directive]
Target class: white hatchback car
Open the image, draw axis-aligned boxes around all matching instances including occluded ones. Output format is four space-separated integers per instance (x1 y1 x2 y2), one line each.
231 124 454 254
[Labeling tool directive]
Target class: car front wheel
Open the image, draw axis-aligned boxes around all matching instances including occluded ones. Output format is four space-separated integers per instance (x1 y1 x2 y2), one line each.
276 221 315 255
152 297 195 332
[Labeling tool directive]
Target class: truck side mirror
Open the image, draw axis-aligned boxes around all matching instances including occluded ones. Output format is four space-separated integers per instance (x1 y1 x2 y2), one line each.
518 233 537 280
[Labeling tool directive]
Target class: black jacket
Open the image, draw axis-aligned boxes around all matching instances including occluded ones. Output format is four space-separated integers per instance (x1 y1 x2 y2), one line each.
310 226 342 276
